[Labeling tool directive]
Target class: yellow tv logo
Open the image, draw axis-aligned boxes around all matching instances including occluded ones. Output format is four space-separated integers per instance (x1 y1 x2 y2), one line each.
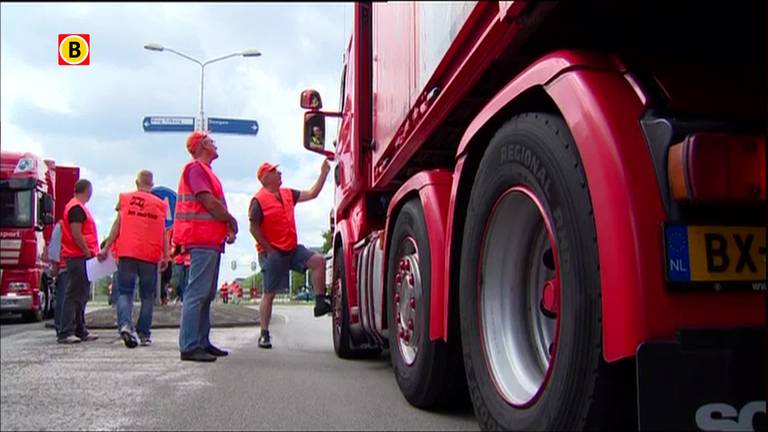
58 34 90 66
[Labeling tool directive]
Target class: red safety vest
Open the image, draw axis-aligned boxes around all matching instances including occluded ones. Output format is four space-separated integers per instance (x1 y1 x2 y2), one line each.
61 198 99 259
114 191 167 263
173 160 229 248
253 188 298 253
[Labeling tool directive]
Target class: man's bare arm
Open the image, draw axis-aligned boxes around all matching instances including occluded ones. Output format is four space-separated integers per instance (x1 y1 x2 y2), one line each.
70 222 93 258
249 221 274 255
298 161 330 203
196 192 238 234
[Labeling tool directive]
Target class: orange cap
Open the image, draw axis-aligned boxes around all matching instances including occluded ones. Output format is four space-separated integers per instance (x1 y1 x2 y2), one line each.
186 131 209 154
257 162 279 180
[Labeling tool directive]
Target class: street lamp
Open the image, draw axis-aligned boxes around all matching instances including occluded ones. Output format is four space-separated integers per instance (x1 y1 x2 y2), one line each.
144 43 262 131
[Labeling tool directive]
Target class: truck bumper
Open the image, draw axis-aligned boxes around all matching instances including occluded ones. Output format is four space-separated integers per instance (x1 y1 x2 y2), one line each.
0 294 33 313
636 327 766 431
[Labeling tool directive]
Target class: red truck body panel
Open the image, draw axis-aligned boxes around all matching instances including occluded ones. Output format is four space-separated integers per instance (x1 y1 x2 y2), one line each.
325 1 765 366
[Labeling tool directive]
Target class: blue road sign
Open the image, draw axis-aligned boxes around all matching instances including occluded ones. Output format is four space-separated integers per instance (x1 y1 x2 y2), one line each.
151 186 177 230
208 117 259 135
143 116 196 132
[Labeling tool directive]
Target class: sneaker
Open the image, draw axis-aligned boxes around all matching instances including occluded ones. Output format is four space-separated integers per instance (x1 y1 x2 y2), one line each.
205 345 228 357
57 335 82 344
119 325 138 349
78 334 99 342
313 296 332 317
258 333 272 349
139 336 152 347
180 348 217 362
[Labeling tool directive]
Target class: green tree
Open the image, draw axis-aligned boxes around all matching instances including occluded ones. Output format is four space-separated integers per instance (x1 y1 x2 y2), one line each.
321 229 332 255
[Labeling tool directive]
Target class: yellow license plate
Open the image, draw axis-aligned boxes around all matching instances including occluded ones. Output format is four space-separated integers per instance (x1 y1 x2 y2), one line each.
665 225 766 283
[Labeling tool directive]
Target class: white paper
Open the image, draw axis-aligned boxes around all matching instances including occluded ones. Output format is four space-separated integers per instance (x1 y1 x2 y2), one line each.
85 255 117 282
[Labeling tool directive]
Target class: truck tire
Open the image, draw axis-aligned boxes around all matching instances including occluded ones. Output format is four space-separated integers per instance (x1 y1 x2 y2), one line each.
459 113 630 430
42 275 54 319
387 199 466 409
332 246 356 359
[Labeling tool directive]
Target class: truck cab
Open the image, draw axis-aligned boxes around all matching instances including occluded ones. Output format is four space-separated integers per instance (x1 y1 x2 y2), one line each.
0 152 77 322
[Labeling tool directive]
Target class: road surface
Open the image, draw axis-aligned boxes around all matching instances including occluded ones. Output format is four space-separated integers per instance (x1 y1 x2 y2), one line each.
0 305 478 431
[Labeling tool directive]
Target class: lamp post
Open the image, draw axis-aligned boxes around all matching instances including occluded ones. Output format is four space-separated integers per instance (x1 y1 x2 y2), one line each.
144 43 261 131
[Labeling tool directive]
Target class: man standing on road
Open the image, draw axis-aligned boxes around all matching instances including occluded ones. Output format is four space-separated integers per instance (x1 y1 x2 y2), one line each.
174 131 238 362
57 179 99 344
249 160 332 349
99 170 169 348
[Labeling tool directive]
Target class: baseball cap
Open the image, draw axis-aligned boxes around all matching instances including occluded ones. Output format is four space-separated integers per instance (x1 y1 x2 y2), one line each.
257 162 279 180
186 131 210 154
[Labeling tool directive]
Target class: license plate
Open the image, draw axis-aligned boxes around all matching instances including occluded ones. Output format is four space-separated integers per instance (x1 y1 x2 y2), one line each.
1 298 17 306
665 225 766 290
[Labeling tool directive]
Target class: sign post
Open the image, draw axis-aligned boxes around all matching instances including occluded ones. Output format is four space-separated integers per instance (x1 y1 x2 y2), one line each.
151 186 177 303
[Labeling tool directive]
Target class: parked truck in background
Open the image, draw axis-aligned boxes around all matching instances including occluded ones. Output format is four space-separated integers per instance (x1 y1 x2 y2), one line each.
0 151 80 322
298 1 766 430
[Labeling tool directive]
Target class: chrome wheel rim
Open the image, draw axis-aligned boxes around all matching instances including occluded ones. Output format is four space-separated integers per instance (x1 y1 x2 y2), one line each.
478 186 560 407
393 236 421 366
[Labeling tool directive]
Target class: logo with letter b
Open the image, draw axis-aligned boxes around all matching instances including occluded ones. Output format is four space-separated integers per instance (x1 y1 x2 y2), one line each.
58 34 90 66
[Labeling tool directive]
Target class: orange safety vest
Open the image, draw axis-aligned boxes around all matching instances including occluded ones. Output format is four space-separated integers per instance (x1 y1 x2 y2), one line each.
253 188 298 253
114 191 167 263
221 284 229 295
61 198 99 259
173 160 229 248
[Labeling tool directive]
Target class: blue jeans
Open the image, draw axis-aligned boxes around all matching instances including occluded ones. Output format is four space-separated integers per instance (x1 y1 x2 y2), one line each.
179 249 220 353
54 270 69 334
116 258 157 338
110 270 119 306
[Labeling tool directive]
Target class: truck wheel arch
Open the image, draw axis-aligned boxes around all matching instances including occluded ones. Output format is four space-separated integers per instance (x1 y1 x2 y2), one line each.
447 50 660 362
384 170 452 340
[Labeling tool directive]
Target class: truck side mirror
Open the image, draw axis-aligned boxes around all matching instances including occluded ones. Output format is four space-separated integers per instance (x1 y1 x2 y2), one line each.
300 89 323 110
303 112 335 160
40 194 55 225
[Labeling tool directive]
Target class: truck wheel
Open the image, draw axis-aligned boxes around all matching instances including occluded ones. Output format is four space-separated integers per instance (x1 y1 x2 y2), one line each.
42 275 54 319
24 287 45 323
332 246 356 358
387 199 465 409
460 113 626 430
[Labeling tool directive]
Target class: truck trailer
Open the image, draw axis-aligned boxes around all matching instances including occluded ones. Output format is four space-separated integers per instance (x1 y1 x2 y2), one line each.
299 1 765 431
1 151 79 322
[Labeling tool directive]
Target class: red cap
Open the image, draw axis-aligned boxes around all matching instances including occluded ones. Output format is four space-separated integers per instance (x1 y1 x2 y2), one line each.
186 131 209 154
257 162 279 180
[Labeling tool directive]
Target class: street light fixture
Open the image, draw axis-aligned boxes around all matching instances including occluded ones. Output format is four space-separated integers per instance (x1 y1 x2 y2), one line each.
144 43 262 131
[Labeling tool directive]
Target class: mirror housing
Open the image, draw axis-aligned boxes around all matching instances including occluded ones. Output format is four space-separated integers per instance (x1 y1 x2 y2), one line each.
300 89 323 110
41 194 55 225
303 111 337 160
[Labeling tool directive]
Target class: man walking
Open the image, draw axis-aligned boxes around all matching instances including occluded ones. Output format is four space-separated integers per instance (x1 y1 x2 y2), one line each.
174 131 238 362
249 160 332 349
57 179 99 344
99 170 169 348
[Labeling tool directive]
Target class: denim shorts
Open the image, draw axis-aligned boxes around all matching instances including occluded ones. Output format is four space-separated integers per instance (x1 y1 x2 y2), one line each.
258 245 315 294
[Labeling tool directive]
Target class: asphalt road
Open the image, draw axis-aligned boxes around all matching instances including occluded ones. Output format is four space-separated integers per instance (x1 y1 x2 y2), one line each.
1 305 478 431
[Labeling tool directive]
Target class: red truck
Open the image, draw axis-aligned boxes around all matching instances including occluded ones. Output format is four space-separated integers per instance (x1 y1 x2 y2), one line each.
1 151 79 322
299 2 766 431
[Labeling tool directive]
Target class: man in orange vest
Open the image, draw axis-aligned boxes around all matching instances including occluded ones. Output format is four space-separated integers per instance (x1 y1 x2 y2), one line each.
174 131 238 362
58 179 100 344
99 169 169 348
220 282 229 304
249 160 331 349
169 227 190 303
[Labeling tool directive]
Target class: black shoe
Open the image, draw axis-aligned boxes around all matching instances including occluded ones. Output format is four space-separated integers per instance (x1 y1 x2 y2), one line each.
258 333 272 349
205 345 228 357
314 296 332 317
119 325 138 349
180 348 217 362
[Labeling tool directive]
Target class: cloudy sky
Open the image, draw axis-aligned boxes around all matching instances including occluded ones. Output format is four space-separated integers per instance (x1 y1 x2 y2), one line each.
1 2 352 283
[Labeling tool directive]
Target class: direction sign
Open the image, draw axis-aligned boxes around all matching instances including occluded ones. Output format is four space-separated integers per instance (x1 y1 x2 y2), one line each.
151 186 177 229
207 117 259 135
142 116 196 132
